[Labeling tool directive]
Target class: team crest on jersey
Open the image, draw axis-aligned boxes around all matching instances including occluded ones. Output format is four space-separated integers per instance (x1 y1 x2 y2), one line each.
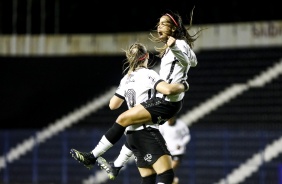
144 154 152 162
157 116 167 125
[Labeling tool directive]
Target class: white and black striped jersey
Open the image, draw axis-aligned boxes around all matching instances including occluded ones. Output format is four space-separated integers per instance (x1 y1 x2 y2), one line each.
157 39 197 102
116 68 162 108
115 68 162 131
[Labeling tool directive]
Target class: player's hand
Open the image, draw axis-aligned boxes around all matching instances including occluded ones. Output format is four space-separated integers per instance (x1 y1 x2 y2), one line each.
167 36 176 47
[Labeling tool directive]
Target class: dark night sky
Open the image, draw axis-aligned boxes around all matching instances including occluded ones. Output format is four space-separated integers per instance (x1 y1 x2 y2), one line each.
0 0 281 34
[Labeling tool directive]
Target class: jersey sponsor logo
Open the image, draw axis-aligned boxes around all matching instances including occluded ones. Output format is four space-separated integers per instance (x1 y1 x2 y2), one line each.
125 74 135 84
144 154 152 162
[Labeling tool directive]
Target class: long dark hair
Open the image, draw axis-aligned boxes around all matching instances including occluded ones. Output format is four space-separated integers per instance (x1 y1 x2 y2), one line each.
150 7 205 57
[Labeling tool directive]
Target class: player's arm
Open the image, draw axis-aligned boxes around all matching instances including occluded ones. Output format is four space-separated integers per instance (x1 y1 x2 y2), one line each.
109 93 124 110
169 38 197 67
155 80 189 95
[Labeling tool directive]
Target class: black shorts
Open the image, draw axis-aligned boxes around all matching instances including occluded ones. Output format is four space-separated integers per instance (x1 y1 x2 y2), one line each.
126 127 171 168
140 97 183 125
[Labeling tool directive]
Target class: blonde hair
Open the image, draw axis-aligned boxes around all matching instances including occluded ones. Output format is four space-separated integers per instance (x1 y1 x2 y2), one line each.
122 42 148 75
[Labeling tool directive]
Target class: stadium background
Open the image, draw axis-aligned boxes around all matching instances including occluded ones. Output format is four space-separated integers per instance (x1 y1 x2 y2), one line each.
0 0 282 184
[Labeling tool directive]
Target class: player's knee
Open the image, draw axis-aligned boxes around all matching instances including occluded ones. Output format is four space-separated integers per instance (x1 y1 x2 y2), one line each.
157 169 174 184
141 174 156 184
116 113 131 126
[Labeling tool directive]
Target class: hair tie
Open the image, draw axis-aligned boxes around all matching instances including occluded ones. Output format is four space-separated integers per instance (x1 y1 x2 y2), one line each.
166 13 178 27
138 54 147 61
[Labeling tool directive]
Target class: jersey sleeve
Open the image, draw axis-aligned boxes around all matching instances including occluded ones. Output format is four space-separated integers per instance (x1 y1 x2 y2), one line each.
115 76 126 98
147 69 163 89
170 40 198 67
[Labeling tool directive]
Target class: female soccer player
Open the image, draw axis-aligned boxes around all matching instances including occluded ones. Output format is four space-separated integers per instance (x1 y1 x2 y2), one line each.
71 10 203 183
